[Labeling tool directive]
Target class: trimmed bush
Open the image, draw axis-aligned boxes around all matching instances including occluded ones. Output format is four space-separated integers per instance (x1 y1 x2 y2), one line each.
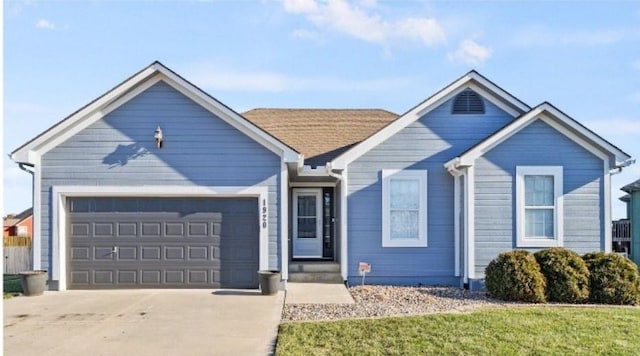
534 248 590 303
485 250 546 303
583 252 640 305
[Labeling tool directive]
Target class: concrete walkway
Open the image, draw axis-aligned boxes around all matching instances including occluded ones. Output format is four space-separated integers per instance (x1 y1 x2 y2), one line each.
4 289 284 356
285 282 355 304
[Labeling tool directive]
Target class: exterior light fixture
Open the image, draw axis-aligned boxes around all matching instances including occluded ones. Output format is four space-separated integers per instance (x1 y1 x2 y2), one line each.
154 126 164 149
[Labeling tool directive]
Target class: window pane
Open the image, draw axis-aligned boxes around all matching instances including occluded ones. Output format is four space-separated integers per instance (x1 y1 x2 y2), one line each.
524 175 554 206
390 210 419 240
297 217 317 238
297 195 316 216
525 208 554 238
390 179 419 209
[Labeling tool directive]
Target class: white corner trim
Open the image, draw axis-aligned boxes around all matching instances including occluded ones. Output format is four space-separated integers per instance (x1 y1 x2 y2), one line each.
453 174 460 277
381 169 428 248
340 168 348 280
465 166 476 280
331 72 528 170
32 158 42 270
51 185 269 291
515 166 564 248
280 161 289 279
604 160 612 252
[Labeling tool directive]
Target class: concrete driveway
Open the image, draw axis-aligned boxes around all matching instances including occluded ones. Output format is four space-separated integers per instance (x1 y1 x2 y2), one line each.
4 289 284 356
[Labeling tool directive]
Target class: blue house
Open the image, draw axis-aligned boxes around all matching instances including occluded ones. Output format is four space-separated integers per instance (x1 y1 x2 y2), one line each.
11 62 632 290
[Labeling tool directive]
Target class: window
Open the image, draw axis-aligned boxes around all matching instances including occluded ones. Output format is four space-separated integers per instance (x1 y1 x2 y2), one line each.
17 226 28 236
382 169 428 247
516 166 563 247
452 89 485 114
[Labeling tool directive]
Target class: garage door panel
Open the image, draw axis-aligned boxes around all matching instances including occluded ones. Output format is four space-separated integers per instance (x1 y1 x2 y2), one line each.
68 197 259 289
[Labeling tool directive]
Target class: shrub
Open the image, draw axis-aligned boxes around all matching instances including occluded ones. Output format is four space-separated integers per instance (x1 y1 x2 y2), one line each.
534 248 590 303
485 250 546 303
582 252 640 305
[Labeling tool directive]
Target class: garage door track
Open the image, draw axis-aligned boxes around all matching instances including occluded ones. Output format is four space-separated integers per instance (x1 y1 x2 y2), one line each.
4 289 284 356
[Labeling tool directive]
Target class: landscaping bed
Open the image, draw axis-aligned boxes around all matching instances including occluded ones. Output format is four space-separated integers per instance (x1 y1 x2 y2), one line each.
282 285 507 321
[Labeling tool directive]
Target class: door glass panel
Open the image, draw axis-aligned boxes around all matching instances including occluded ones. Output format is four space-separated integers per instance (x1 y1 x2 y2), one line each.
298 217 317 238
297 195 316 216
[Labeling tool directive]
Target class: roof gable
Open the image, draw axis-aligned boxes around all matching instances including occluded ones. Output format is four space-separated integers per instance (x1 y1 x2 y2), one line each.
444 102 632 171
330 71 531 169
243 108 398 166
11 61 300 164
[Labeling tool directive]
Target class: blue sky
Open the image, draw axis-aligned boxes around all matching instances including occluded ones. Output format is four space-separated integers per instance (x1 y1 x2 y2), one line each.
3 0 640 219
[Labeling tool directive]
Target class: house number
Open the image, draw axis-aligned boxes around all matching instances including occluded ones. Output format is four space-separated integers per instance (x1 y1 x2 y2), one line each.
261 198 268 229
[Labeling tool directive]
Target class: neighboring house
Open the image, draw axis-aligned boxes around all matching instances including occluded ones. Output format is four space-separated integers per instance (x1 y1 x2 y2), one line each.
619 180 640 266
3 208 33 237
10 61 633 291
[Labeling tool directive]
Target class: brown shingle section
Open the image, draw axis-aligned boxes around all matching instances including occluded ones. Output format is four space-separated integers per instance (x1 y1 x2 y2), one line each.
243 108 399 166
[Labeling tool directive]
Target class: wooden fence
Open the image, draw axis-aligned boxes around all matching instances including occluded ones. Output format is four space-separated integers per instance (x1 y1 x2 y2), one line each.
4 236 32 274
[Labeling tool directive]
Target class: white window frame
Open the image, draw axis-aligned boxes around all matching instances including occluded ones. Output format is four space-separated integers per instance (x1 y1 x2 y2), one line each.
382 169 428 247
516 166 563 247
17 225 28 236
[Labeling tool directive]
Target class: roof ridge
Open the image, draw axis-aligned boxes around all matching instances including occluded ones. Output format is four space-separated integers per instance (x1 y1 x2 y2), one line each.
244 108 398 113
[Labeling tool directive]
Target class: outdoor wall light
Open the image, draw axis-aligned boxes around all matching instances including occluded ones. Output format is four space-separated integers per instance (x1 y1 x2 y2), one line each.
154 126 164 149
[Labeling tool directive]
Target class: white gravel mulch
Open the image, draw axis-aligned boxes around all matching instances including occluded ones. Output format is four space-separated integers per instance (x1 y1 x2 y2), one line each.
282 285 506 322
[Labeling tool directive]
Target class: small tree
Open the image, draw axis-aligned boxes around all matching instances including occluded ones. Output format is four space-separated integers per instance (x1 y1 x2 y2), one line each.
583 252 640 305
534 248 589 303
485 250 546 303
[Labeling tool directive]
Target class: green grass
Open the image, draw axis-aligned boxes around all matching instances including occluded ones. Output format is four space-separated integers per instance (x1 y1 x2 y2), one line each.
276 307 640 355
3 274 23 298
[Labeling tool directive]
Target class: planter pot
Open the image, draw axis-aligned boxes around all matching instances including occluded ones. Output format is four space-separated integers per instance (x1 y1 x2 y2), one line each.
18 270 48 296
257 270 281 295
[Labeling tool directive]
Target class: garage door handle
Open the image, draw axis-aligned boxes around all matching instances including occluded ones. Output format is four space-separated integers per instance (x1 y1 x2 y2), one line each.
109 247 118 255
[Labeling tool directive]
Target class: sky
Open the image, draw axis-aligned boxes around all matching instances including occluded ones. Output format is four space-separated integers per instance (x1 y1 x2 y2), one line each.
3 0 640 220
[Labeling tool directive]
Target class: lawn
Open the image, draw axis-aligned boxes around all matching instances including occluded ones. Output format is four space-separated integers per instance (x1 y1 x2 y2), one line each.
3 274 22 298
276 307 640 355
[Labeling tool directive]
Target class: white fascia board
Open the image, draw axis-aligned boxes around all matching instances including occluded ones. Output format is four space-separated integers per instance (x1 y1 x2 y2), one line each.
541 104 630 164
154 66 300 163
331 72 527 170
11 66 159 164
11 63 301 165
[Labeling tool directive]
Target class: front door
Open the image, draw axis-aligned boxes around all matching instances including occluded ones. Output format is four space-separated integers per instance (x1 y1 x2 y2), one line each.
292 189 323 258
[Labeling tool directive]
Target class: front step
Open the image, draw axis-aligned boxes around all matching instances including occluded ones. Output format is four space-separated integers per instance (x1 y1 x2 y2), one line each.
288 262 343 283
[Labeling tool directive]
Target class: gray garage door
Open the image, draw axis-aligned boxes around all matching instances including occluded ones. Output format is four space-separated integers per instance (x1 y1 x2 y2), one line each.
67 197 259 289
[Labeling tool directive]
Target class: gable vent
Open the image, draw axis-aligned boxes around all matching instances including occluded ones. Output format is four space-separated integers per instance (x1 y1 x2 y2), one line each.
452 89 485 115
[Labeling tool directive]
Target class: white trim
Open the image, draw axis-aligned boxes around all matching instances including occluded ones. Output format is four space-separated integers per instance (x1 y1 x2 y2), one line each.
280 161 289 279
465 166 476 280
445 103 629 171
340 168 348 280
381 169 428 248
50 185 269 291
289 182 338 188
11 62 300 165
292 188 323 258
604 160 612 252
32 158 42 270
453 174 460 277
515 166 564 248
331 71 529 169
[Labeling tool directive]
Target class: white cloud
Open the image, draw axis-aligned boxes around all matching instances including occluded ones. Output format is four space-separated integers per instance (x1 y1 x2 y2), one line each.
35 18 56 30
447 39 492 66
182 64 409 92
282 0 445 47
512 25 628 47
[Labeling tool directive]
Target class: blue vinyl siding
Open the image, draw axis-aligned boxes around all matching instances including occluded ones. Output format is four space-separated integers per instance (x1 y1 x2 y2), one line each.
474 119 604 277
347 94 514 285
40 81 282 273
